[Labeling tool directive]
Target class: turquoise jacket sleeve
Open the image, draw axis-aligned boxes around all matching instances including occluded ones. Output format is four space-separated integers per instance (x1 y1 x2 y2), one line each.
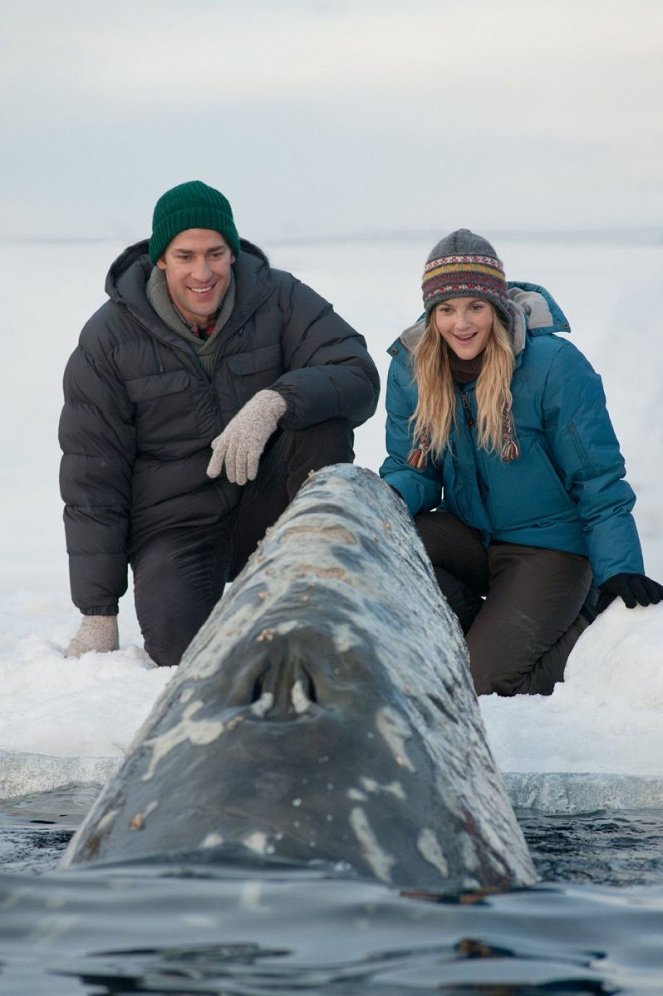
540 340 644 585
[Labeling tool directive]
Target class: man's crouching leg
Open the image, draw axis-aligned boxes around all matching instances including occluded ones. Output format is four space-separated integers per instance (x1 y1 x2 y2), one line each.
131 519 232 667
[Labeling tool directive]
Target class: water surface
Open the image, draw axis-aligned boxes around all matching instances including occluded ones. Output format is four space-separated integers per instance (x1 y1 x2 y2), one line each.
1 789 662 993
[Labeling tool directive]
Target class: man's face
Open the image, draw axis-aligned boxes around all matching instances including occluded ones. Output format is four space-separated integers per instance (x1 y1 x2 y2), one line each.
157 228 235 326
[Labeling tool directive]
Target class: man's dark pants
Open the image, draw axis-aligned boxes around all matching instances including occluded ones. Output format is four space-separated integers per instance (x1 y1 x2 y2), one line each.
132 419 354 667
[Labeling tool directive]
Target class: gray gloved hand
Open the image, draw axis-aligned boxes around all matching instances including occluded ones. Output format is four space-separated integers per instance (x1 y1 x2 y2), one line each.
206 389 287 485
65 615 119 657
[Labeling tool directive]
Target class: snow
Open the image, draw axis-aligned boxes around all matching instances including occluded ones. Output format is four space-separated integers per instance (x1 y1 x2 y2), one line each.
2 235 662 812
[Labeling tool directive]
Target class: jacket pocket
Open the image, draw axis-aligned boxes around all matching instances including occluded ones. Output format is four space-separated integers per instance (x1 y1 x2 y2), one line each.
565 419 591 467
485 444 576 531
225 343 282 376
125 371 190 402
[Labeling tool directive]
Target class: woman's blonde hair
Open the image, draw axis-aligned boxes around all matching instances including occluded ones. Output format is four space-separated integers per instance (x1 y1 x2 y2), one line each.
411 307 517 461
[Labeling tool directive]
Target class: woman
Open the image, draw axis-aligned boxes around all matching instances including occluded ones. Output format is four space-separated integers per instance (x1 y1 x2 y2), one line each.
380 229 662 696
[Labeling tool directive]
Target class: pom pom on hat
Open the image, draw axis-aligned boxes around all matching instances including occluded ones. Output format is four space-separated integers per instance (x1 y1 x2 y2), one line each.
422 228 509 324
148 180 240 264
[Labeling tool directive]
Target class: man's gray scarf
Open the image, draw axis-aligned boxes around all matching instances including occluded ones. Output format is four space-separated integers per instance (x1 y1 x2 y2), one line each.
146 267 236 377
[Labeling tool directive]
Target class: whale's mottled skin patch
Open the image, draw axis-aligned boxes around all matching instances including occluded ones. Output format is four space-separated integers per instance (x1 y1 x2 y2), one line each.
61 465 535 892
359 777 406 800
95 810 119 834
417 828 449 877
375 707 417 773
201 832 224 848
242 832 271 855
141 701 224 781
349 807 396 883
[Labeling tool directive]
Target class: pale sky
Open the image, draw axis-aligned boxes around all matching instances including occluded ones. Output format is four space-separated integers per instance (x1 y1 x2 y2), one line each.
2 0 662 243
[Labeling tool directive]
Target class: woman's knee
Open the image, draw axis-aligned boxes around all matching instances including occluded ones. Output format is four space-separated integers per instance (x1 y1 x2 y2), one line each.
469 614 585 697
414 511 488 591
469 546 593 696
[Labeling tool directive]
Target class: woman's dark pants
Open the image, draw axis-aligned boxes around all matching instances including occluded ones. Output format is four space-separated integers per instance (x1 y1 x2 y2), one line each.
132 420 354 667
415 509 593 696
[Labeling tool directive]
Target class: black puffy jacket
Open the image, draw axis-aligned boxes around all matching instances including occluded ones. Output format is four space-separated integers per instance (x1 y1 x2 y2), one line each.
59 239 380 613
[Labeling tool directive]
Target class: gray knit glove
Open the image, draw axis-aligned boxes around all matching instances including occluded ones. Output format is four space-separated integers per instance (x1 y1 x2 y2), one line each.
65 615 119 657
207 390 287 485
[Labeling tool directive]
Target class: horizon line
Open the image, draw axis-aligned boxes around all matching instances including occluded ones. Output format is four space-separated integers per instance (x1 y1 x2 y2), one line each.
3 225 663 248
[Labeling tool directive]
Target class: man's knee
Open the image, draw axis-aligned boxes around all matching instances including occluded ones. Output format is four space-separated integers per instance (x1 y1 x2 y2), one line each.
132 527 229 666
287 418 354 462
138 590 216 667
144 631 189 669
281 419 355 496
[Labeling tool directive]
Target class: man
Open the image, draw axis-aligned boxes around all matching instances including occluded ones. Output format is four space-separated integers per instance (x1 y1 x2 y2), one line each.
60 180 380 666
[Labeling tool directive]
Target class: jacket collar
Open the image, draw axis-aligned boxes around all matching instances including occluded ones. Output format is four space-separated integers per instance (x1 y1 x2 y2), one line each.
104 238 275 349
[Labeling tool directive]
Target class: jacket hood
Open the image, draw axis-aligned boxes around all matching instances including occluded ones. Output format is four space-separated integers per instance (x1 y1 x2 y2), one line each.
393 281 571 359
508 281 571 339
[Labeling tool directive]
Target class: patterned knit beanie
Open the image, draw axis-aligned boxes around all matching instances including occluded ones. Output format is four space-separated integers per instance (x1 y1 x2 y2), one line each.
421 229 509 325
148 180 240 263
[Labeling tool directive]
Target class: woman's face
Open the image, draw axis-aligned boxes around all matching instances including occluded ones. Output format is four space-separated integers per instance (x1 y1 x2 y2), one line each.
434 298 494 359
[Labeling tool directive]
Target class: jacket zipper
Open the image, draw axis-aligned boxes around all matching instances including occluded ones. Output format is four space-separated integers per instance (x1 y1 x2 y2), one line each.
461 391 476 429
460 389 489 502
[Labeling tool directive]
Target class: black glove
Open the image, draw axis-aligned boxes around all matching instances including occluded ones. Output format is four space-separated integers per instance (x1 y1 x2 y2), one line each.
596 573 663 613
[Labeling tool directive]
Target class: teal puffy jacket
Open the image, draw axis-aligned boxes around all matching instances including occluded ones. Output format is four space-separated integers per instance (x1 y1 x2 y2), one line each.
379 282 644 586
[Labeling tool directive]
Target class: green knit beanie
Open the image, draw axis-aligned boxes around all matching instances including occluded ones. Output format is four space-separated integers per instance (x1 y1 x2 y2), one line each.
148 180 240 263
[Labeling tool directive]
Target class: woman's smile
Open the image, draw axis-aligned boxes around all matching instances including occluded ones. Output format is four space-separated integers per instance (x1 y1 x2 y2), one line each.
434 298 494 358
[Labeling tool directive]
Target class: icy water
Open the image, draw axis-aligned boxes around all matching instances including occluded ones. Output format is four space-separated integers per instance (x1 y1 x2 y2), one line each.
1 790 663 994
